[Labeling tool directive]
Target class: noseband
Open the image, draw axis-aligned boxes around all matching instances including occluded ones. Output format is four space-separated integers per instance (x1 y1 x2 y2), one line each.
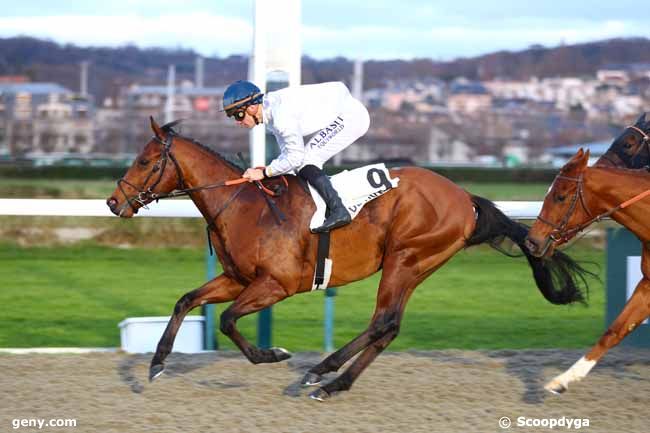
535 174 594 246
116 134 184 214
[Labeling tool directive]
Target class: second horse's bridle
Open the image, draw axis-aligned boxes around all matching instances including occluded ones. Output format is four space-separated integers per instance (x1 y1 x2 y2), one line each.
536 173 594 247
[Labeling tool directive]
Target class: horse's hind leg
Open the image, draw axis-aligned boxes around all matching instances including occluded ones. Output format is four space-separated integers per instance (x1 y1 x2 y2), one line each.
310 316 402 401
307 243 462 400
149 274 244 381
545 277 650 394
219 273 293 364
300 306 400 386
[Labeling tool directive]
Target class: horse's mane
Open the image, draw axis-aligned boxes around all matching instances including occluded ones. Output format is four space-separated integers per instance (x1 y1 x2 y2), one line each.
595 165 650 178
161 120 244 174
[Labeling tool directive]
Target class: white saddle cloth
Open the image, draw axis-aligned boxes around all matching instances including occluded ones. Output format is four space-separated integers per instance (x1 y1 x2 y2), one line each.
309 163 400 231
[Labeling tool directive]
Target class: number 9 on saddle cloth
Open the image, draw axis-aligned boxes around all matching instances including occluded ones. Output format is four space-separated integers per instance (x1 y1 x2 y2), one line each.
308 163 399 230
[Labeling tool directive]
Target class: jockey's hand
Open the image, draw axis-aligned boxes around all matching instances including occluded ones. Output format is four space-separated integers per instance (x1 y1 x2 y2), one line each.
243 167 265 182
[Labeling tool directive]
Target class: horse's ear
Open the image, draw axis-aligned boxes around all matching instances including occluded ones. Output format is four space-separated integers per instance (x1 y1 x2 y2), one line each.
563 148 587 173
150 116 163 140
635 112 646 127
569 148 589 170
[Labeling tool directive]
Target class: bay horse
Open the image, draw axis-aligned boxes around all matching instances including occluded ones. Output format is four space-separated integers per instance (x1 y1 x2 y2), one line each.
107 118 589 401
525 148 650 394
596 112 650 169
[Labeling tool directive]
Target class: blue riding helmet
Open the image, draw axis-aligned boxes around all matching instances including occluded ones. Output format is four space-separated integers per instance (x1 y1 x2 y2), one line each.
222 80 264 116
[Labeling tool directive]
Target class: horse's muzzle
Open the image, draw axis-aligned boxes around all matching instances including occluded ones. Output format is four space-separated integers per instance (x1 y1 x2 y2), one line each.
106 197 118 214
106 196 137 217
524 236 544 258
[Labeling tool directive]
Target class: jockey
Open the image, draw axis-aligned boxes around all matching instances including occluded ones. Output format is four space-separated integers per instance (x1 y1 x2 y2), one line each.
222 80 370 233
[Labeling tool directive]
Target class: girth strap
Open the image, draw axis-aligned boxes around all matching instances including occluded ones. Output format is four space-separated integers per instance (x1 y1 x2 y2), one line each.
313 231 331 289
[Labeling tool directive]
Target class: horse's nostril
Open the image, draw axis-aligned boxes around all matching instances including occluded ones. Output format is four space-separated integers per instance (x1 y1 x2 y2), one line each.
524 238 538 253
107 197 118 210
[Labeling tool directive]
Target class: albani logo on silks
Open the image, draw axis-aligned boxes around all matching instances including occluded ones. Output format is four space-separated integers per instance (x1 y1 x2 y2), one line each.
310 116 345 149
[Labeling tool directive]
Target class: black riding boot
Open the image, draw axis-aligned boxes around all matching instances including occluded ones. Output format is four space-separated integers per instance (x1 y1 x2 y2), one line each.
299 165 351 233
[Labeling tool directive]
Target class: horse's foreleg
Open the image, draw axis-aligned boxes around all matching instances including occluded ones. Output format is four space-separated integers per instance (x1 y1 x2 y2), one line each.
546 277 650 394
149 274 244 381
219 274 293 364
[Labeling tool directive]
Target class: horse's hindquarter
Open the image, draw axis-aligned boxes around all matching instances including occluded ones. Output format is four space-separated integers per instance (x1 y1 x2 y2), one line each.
327 167 476 287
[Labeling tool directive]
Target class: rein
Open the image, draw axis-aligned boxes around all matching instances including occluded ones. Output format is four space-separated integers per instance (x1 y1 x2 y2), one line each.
116 131 290 252
116 134 287 212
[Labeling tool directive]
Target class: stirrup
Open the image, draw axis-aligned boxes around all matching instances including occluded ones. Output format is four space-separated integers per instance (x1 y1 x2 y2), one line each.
312 212 351 233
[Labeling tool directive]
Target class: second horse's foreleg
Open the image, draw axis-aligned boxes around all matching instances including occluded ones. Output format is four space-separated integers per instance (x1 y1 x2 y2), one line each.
546 278 650 393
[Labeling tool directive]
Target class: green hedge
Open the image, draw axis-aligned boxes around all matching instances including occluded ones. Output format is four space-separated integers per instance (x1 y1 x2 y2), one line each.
423 166 557 183
0 164 558 183
0 166 127 180
328 164 557 183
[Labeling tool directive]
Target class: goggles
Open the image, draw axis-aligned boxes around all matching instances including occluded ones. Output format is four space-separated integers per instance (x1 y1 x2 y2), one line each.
228 108 247 121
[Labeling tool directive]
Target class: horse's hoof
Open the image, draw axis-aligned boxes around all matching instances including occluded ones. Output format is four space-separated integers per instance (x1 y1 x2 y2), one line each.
271 347 292 362
301 372 322 387
309 388 331 402
545 381 567 395
149 364 165 382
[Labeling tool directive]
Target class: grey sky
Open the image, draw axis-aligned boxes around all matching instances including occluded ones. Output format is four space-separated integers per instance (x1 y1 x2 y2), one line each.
0 1 647 60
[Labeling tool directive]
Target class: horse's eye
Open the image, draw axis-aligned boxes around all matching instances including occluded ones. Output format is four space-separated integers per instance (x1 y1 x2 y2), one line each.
139 159 150 166
556 194 566 203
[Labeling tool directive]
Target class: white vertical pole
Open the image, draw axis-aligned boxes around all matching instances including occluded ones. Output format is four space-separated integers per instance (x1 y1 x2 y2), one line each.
80 61 89 97
249 0 267 168
195 56 204 89
286 0 302 88
335 58 363 165
352 58 363 100
165 65 175 124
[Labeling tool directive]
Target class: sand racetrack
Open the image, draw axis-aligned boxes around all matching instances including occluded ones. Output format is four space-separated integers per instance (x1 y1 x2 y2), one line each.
1 348 650 433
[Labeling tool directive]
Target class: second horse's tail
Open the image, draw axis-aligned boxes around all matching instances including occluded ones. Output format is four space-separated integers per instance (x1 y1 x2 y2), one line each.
466 195 590 305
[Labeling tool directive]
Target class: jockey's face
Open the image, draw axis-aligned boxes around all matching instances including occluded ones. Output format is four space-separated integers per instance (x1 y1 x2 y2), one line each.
233 104 261 129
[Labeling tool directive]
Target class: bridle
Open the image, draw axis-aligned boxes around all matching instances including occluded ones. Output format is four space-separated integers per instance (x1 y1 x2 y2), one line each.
600 125 650 167
115 133 184 215
627 125 650 162
536 174 594 248
535 169 650 255
114 132 288 221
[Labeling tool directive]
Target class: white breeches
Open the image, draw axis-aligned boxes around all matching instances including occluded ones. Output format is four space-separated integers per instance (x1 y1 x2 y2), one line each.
300 97 370 169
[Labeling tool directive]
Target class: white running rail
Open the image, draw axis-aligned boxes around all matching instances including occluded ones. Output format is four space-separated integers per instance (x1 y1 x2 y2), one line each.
0 199 542 219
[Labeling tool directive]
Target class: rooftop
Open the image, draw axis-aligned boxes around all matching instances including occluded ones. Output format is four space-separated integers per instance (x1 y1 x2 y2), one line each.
546 141 611 156
127 85 226 96
0 83 71 95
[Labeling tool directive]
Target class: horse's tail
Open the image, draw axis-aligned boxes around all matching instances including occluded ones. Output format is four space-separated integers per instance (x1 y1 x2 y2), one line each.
465 195 590 305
